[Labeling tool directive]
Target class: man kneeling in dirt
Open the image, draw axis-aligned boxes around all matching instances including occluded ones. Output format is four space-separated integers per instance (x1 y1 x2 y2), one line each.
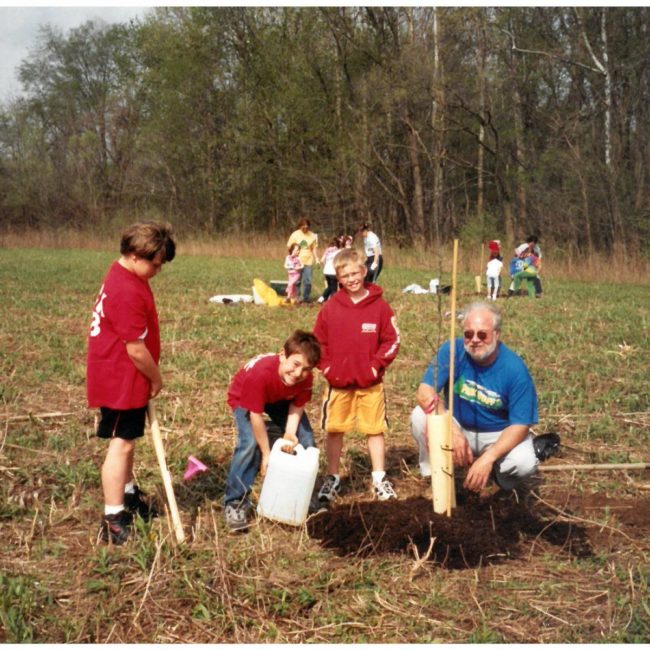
410 301 546 494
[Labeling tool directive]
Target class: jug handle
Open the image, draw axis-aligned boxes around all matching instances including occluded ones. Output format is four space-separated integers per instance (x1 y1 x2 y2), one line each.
272 437 299 455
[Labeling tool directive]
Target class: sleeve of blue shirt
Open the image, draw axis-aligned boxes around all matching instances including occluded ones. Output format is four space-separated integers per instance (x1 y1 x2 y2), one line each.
421 340 451 391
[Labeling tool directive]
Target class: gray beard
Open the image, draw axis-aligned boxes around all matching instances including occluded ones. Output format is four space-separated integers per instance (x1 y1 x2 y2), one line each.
464 338 498 362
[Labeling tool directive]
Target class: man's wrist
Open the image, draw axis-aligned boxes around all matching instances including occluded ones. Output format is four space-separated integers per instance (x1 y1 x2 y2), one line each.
481 449 497 464
423 394 439 414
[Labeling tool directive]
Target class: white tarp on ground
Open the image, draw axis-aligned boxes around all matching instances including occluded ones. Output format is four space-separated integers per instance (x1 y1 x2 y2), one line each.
403 279 440 294
209 294 254 304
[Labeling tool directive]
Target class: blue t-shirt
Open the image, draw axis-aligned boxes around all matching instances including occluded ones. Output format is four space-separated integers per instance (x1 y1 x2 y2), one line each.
421 339 538 432
509 257 524 277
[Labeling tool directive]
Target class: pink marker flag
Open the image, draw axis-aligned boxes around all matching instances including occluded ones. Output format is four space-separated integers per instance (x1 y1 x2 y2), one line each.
184 455 208 481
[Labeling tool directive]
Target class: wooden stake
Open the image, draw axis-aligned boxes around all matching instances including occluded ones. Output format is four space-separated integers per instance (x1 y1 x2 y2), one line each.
427 413 453 515
147 402 185 544
475 240 484 294
7 411 74 422
446 239 460 516
539 462 648 472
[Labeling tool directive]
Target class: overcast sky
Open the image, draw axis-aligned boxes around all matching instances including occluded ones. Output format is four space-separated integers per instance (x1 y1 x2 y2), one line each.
0 6 150 102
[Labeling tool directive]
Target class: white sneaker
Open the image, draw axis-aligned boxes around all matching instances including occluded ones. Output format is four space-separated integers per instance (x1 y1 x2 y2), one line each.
373 479 397 501
317 296 324 304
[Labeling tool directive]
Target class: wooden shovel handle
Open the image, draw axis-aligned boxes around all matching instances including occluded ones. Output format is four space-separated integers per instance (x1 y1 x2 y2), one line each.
147 402 185 544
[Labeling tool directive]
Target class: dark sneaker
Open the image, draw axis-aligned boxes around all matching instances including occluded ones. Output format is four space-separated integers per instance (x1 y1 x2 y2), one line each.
318 475 341 503
124 485 158 520
224 503 251 532
533 433 561 461
308 493 327 514
373 479 397 501
98 510 133 545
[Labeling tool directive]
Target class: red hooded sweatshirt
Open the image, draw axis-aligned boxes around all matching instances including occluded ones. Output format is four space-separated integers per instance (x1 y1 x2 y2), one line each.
313 283 400 389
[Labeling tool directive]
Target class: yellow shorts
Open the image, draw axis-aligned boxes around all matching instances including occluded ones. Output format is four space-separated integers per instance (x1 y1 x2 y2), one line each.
321 383 387 435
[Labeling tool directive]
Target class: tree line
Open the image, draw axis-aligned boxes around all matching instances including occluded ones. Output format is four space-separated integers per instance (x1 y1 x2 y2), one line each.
0 6 648 255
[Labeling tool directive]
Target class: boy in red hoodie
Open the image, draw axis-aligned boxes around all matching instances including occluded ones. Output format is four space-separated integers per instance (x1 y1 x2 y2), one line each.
313 248 400 503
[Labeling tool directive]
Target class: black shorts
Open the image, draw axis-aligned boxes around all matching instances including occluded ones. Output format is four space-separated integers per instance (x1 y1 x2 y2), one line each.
96 406 147 440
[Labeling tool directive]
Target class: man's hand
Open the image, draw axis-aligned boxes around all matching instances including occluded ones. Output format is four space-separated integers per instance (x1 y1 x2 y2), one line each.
452 431 474 467
370 262 378 271
423 394 439 414
463 453 494 492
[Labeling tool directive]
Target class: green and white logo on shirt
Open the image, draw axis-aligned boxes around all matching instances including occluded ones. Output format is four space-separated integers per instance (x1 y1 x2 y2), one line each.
454 377 503 411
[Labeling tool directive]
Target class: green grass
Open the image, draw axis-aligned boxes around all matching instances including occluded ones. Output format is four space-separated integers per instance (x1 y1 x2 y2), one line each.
0 247 648 642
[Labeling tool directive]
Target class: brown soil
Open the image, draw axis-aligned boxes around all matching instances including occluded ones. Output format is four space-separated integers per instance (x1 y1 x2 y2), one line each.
307 476 650 570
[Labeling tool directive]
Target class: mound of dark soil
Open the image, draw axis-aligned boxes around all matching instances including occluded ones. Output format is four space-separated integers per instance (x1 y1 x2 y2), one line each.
307 492 592 569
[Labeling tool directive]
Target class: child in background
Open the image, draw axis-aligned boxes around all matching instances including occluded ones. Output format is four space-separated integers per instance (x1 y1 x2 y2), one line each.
284 243 303 302
341 234 354 249
488 239 502 260
507 243 538 298
223 330 321 531
486 251 503 300
318 236 342 304
87 221 176 545
313 248 400 503
525 235 543 297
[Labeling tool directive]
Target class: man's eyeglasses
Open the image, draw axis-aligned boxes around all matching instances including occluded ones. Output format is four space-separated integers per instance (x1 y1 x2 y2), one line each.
463 329 490 341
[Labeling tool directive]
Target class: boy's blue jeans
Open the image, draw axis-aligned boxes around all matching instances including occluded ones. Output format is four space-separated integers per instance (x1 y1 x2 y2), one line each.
224 401 316 507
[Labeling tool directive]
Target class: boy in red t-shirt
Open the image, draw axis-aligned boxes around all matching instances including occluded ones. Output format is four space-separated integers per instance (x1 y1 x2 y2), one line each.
87 222 176 545
224 330 321 531
313 248 400 504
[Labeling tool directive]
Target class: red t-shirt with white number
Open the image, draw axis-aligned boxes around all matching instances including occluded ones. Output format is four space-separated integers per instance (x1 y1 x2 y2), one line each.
227 353 312 413
86 261 160 410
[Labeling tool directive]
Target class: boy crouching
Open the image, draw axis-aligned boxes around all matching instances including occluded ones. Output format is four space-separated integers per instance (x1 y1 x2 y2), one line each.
223 330 321 531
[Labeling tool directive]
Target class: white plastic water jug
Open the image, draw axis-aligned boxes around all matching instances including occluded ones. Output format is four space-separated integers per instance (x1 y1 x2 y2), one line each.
257 438 320 526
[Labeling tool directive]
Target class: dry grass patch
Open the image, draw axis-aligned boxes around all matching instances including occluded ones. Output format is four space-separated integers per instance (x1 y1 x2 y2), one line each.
0 246 648 642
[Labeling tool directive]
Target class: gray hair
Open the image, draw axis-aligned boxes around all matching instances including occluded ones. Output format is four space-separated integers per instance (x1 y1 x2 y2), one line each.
460 301 502 332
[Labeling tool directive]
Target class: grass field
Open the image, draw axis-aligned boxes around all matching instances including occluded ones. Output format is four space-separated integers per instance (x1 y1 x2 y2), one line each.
1 245 649 642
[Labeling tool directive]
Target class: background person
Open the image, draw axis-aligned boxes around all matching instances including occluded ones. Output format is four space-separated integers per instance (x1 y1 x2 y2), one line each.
410 302 539 493
508 243 539 298
525 235 543 298
318 236 342 304
287 218 319 302
87 221 176 545
357 222 383 283
284 243 303 302
487 239 502 260
486 250 503 300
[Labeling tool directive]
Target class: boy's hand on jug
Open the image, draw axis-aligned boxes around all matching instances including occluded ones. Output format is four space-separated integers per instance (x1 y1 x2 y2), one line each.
281 433 298 454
